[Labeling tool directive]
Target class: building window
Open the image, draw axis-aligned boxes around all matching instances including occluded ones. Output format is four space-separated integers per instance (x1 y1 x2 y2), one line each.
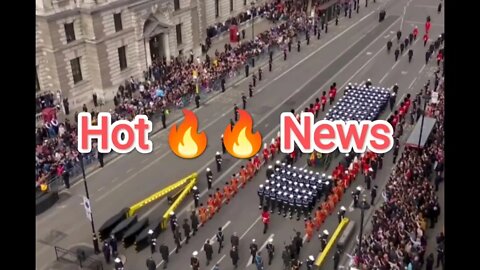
174 0 180 11
36 67 41 92
230 0 234 12
114 13 123 32
64 22 76 43
176 24 183 45
70 57 83 84
215 0 220 18
118 46 128 71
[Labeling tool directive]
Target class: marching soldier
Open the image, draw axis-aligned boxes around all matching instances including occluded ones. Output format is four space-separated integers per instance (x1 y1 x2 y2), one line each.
102 241 111 264
114 257 124 270
204 239 214 266
249 83 254 98
258 184 265 209
258 68 262 81
408 49 414 63
183 219 191 244
317 27 321 39
352 186 361 208
269 50 273 62
242 92 247 109
291 258 302 270
284 48 287 61
306 255 315 270
365 169 372 190
191 251 200 270
305 217 314 242
400 42 405 54
250 239 259 264
148 229 157 254
214 228 224 255
195 94 200 109
266 238 275 265
319 230 329 251
193 186 200 207
262 208 271 234
306 31 310 45
266 165 274 179
252 73 257 87
224 182 232 204
230 118 235 131
295 194 303 221
215 152 222 172
396 30 402 42
404 37 409 48
146 257 156 270
409 33 414 44
333 249 341 269
231 231 240 248
173 227 182 253
221 134 226 154
198 203 207 225
288 194 295 219
292 231 303 259
386 40 392 52
245 63 249 77
269 58 273 72
321 91 327 111
230 245 239 268
338 206 346 224
390 90 396 111
221 77 226 92
297 40 301 52
190 210 199 235
282 245 291 270
109 235 118 256
234 104 239 121
370 185 377 205
206 168 213 190
394 47 400 61
161 107 167 129
159 243 169 269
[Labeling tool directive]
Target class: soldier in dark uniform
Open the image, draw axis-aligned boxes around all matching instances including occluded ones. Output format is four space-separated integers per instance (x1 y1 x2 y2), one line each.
102 241 111 264
249 83 254 98
173 227 182 253
302 195 310 220
306 31 310 45
395 48 400 61
231 231 240 247
370 185 377 205
306 255 315 270
194 94 200 108
146 257 156 270
269 188 277 213
269 50 273 62
288 39 292 52
409 33 414 44
387 40 392 52
325 21 328 33
161 108 167 129
148 229 157 254
114 257 124 270
190 210 199 236
266 238 275 265
282 192 289 217
396 30 402 42
257 185 268 209
252 73 257 87
282 245 291 269
337 206 346 224
269 58 273 71
216 227 225 253
404 37 409 48
109 235 118 256
221 77 226 92
258 68 262 81
390 91 396 111
266 165 274 179
233 103 239 122
333 249 340 269
249 239 259 264
206 168 213 190
245 63 249 77
215 152 222 172
192 186 200 208
317 27 321 39
159 243 169 269
400 42 405 54
183 219 191 244
97 152 104 168
365 170 372 190
284 48 288 61
230 245 239 268
352 187 361 208
288 194 295 219
292 231 303 259
319 230 329 251
239 93 246 110
191 251 200 270
297 40 301 52
408 49 414 62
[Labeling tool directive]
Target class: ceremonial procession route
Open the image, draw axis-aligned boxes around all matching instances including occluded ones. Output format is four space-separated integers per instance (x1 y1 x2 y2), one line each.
36 0 444 269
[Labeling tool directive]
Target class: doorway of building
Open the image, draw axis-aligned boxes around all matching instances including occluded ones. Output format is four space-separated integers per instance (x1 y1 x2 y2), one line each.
149 33 164 62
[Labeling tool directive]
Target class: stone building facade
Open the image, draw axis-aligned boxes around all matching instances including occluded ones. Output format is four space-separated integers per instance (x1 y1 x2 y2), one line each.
36 0 266 109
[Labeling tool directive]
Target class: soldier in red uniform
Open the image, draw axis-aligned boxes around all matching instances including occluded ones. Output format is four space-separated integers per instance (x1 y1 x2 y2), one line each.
240 166 248 187
262 210 270 234
314 98 321 118
231 174 239 195
224 182 232 204
329 84 337 105
253 154 261 171
423 33 429 46
305 217 315 242
425 20 431 34
262 143 270 163
269 138 277 159
321 91 327 111
413 26 418 40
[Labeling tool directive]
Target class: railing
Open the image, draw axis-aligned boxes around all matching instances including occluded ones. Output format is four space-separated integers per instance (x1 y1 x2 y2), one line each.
54 246 103 270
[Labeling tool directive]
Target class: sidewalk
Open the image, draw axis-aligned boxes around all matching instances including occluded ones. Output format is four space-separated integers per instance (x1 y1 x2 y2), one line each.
205 17 277 55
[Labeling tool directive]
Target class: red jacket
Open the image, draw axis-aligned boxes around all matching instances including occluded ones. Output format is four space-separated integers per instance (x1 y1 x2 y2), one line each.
329 88 336 99
321 96 327 105
413 28 418 37
314 102 320 112
425 21 431 33
262 211 270 224
423 34 429 41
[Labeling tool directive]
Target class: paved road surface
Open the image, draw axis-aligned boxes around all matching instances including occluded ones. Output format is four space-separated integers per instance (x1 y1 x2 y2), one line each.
36 0 444 269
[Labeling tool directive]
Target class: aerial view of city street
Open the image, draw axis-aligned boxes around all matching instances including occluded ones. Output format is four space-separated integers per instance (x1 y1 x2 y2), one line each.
36 0 445 269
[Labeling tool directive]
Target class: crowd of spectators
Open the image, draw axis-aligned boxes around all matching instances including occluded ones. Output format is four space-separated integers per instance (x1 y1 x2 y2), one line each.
353 76 445 270
35 0 326 188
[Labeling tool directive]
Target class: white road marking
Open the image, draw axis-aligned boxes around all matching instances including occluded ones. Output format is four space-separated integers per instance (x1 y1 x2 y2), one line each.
97 186 105 192
413 4 438 9
409 77 417 89
404 20 444 27
211 255 226 269
141 158 149 164
401 71 407 75
126 168 134 173
240 216 262 240
366 51 372 55
383 34 390 39
112 177 119 183
246 234 274 267
379 72 390 84
201 221 231 251
419 64 426 74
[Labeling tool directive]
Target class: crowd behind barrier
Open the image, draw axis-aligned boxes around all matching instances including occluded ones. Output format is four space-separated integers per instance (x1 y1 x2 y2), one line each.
351 77 445 270
35 0 338 192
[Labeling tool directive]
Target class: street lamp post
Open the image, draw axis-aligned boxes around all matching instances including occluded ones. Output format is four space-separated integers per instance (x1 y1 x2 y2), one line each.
251 1 256 40
79 153 101 254
357 196 370 264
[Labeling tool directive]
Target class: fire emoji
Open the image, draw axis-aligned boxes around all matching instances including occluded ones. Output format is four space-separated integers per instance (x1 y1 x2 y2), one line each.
169 109 207 159
223 110 262 159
